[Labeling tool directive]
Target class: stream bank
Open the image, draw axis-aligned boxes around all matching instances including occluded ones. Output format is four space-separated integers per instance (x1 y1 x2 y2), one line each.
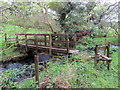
0 54 52 82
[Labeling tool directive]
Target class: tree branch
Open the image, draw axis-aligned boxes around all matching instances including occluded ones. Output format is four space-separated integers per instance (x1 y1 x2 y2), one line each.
37 2 56 33
97 2 118 24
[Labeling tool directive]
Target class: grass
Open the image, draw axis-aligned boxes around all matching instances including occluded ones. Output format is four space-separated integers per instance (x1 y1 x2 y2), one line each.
2 24 51 36
9 50 118 88
96 37 119 44
44 50 118 88
0 24 52 61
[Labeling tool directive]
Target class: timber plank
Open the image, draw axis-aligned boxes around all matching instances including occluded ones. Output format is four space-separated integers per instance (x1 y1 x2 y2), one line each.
97 53 112 61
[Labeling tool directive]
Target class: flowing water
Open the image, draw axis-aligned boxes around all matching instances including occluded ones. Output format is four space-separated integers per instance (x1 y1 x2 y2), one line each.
0 54 52 82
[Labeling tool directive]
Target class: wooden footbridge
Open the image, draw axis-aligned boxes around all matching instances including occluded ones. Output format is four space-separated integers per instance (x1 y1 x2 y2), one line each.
5 33 113 70
5 33 79 55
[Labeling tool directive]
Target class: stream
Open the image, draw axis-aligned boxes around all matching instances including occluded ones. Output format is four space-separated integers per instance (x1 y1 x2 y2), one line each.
0 54 52 82
0 44 119 82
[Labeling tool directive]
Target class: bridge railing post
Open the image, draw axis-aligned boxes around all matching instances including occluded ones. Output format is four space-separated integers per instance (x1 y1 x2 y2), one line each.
44 35 47 46
34 35 38 53
49 34 52 55
25 35 28 51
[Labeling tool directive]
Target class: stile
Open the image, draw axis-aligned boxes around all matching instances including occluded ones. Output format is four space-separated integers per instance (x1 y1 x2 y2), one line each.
94 43 112 70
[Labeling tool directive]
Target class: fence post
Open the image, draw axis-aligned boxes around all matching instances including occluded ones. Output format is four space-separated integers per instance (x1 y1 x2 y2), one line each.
107 42 110 58
106 42 111 70
94 45 98 66
104 36 107 55
49 34 52 55
34 55 40 87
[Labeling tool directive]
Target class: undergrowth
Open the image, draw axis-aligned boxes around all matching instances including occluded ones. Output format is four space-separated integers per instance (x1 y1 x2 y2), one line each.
0 50 118 88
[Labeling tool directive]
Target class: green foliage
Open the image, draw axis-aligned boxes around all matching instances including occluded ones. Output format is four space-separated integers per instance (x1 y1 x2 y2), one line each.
0 64 38 89
0 69 20 88
39 51 118 88
110 45 119 54
16 79 37 88
76 37 103 51
1 50 118 88
2 24 51 35
76 44 86 51
7 20 16 25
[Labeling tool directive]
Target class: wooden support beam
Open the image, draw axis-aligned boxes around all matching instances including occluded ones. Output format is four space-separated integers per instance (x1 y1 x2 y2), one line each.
34 35 38 53
34 55 40 87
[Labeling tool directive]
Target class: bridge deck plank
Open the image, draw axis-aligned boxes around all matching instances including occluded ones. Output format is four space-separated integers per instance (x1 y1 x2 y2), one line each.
19 44 70 52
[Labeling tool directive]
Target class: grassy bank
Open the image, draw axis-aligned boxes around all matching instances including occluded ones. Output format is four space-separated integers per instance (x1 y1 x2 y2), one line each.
0 24 51 61
1 50 118 88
